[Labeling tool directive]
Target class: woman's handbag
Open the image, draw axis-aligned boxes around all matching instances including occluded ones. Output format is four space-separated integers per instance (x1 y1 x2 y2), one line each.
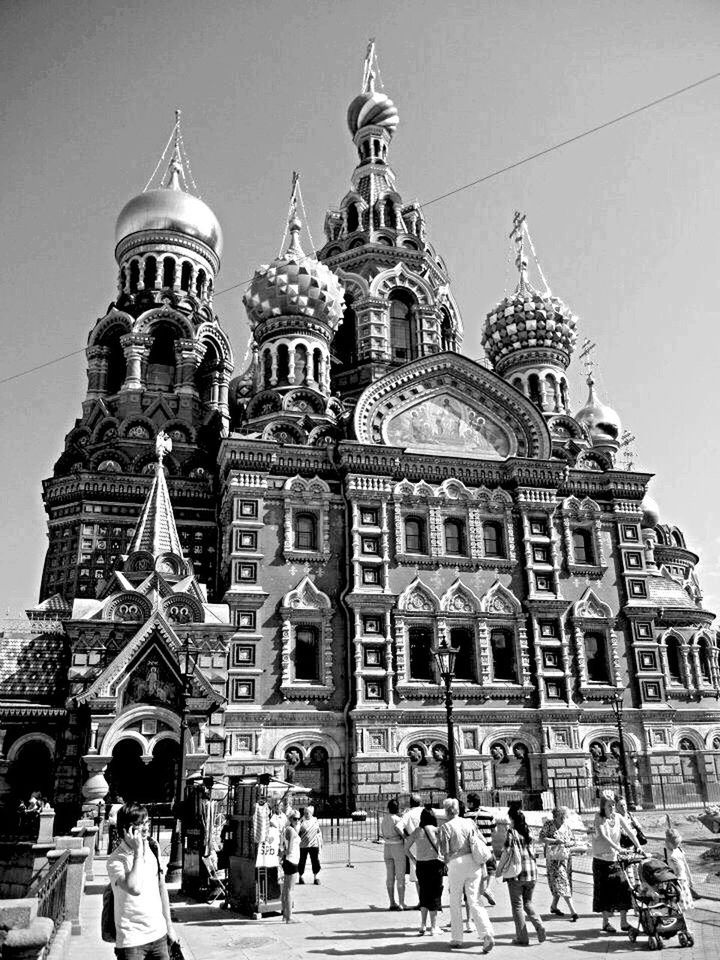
495 833 522 880
423 827 448 876
547 842 569 862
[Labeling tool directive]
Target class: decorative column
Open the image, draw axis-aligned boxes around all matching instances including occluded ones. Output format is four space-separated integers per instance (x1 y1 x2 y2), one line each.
121 334 150 391
81 755 111 802
174 339 197 395
355 296 390 362
86 345 110 399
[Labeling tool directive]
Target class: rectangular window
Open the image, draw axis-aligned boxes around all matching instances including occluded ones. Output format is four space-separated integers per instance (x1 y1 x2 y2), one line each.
585 632 610 682
235 734 253 753
235 530 258 551
539 621 558 638
365 681 384 700
295 625 320 681
361 566 380 585
232 679 255 701
360 507 379 526
628 579 648 598
208 740 225 756
235 610 256 631
535 574 552 592
361 537 379 554
408 625 434 681
483 522 504 557
532 545 550 564
295 513 318 550
450 626 476 681
363 615 382 634
543 650 560 669
405 517 426 554
546 681 562 699
572 529 593 564
233 645 256 666
235 562 257 583
622 524 640 542
624 551 642 569
364 646 383 667
635 622 653 639
237 500 258 519
530 517 549 537
444 520 466 556
643 680 662 701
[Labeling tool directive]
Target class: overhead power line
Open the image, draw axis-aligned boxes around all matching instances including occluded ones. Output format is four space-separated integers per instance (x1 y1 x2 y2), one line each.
2 67 718 390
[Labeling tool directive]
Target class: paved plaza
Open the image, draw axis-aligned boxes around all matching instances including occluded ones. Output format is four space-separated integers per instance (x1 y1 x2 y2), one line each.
70 843 718 960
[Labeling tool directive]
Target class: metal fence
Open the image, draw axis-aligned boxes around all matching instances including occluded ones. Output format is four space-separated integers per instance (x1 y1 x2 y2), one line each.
28 849 69 946
545 774 720 812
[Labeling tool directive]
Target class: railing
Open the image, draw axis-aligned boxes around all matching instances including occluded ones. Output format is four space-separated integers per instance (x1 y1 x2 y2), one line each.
28 849 69 942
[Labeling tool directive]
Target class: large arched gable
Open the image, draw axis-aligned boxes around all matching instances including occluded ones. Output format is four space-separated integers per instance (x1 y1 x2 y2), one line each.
353 354 552 460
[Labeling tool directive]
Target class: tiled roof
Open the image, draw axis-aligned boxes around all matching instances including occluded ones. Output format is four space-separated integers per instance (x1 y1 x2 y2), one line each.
0 629 68 702
128 463 183 557
647 574 699 611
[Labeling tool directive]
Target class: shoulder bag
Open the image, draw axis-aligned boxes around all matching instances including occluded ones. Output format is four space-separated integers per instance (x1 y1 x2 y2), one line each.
495 831 523 880
423 826 448 876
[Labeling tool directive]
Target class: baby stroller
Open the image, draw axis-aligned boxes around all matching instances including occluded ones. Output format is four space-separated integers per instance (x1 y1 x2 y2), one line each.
623 855 694 950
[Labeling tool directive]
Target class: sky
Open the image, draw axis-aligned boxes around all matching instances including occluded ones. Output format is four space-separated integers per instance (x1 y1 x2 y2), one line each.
1 0 719 615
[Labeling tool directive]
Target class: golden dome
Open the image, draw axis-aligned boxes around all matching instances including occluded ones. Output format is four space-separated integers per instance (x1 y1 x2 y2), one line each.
115 186 223 259
575 376 622 442
641 494 661 528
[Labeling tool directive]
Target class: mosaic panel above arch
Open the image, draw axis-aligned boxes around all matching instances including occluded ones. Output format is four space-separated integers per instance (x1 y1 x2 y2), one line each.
353 354 551 460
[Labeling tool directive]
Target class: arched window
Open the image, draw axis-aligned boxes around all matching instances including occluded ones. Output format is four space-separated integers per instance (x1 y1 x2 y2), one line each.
440 311 454 352
146 322 177 391
180 261 192 291
405 517 426 554
276 344 290 384
491 628 516 681
295 513 317 551
389 291 416 362
444 519 466 556
512 377 524 393
195 268 206 298
144 256 157 290
295 625 320 681
119 266 127 293
528 373 542 407
313 348 322 384
483 521 504 558
545 374 558 412
162 257 175 288
699 637 713 682
666 636 683 682
346 204 359 233
385 199 396 228
194 342 219 406
560 379 569 411
294 344 308 385
585 632 610 682
672 530 684 547
207 279 213 298
572 528 594 564
129 260 140 293
103 329 127 395
263 350 272 389
408 625 434 680
450 626 475 681
331 296 357 370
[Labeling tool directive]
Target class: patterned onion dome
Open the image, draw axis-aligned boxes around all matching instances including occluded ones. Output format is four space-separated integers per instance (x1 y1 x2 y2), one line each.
243 216 345 330
347 90 399 139
116 183 223 259
482 290 578 371
574 376 622 442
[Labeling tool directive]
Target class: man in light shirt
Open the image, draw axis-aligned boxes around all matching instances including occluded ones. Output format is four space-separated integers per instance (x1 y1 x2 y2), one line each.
400 795 424 905
107 803 178 960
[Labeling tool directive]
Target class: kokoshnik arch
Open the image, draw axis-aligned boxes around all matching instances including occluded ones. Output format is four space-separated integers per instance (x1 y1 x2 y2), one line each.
1 42 719 822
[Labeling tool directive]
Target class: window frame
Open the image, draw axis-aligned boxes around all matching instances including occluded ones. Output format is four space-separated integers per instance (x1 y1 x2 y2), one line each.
294 512 318 551
483 520 505 558
294 623 321 682
404 516 427 555
444 518 467 556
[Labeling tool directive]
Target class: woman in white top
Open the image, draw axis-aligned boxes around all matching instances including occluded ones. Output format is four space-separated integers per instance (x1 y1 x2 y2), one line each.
591 792 640 933
380 799 406 910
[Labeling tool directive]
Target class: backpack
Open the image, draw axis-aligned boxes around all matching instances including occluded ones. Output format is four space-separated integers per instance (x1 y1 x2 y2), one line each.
101 837 161 943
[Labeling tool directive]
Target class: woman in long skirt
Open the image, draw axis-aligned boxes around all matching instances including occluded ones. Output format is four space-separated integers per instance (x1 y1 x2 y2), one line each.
591 791 640 933
539 806 579 920
405 807 445 936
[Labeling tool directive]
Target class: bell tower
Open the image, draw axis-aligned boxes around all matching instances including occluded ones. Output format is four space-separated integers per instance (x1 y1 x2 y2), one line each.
318 41 463 401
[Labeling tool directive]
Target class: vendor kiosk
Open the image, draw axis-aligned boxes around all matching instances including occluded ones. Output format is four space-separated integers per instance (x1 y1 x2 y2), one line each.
224 775 309 918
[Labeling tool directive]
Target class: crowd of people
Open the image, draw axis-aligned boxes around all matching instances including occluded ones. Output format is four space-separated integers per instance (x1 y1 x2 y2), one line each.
373 790 699 951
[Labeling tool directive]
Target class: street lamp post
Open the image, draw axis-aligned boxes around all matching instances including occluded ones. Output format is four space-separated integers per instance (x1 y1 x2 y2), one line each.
433 639 460 799
166 640 198 885
607 691 632 809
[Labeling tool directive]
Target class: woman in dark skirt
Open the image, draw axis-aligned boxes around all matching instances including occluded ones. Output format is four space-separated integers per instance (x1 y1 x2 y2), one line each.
405 807 445 936
591 791 641 933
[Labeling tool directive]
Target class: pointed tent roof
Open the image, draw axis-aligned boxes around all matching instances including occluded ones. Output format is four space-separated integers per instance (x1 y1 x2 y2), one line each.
127 433 184 558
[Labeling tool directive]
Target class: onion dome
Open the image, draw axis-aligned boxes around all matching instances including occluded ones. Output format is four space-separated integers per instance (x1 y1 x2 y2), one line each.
641 493 661 529
482 290 578 371
574 375 622 442
243 214 345 330
347 90 399 139
115 151 223 259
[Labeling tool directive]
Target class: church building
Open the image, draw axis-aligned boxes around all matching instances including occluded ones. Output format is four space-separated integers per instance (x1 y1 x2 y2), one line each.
1 45 719 823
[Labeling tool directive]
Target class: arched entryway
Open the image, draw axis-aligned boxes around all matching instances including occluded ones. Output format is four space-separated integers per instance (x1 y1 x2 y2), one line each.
7 737 55 805
285 745 329 796
107 737 179 803
678 738 704 802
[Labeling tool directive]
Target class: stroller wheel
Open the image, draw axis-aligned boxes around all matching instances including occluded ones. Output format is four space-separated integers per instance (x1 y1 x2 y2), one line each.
648 936 658 950
628 928 637 943
685 934 694 947
656 936 664 949
678 933 687 947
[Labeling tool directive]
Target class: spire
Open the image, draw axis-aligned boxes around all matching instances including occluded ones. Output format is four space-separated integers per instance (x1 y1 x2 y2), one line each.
127 431 184 557
143 109 200 195
277 172 316 258
509 212 551 297
164 109 183 191
362 38 377 93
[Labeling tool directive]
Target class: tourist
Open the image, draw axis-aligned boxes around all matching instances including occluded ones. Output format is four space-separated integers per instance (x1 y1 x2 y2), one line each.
538 806 579 921
106 802 178 960
400 794 424 903
664 819 697 910
438 797 494 953
281 812 301 923
297 804 322 885
591 790 641 933
405 808 444 936
499 803 546 946
381 798 407 910
107 794 124 854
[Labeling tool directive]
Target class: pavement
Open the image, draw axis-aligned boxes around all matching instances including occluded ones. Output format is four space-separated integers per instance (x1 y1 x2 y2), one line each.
70 843 718 960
